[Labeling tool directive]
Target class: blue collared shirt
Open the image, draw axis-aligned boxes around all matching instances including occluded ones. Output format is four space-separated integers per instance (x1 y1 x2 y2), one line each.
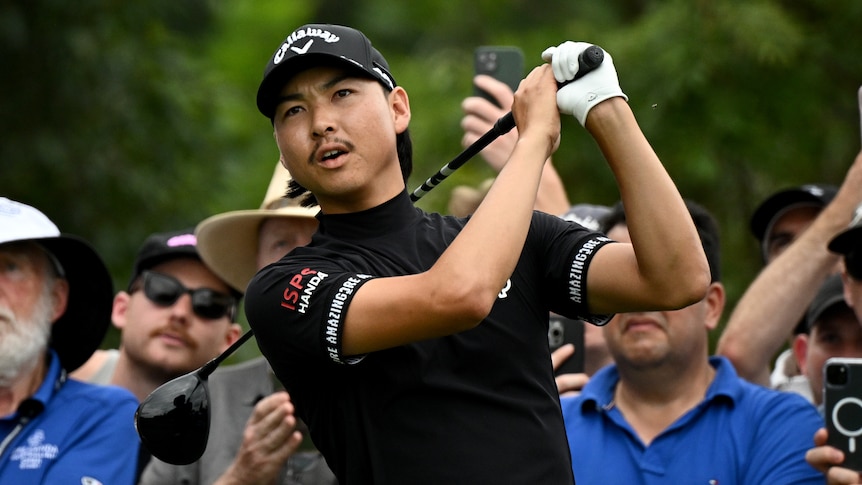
0 350 140 484
562 356 822 484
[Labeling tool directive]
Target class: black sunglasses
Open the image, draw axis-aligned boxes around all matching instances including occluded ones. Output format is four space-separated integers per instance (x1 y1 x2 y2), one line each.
132 271 236 320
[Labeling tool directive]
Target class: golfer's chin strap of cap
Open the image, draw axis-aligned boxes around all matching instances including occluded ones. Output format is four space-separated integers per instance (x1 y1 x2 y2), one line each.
0 369 64 458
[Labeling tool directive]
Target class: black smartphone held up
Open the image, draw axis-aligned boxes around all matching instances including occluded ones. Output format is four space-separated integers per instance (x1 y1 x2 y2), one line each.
548 315 585 376
824 357 862 472
473 46 524 108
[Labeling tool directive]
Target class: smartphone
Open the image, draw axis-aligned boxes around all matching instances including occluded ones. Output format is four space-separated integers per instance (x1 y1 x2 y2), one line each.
824 357 862 471
473 46 524 108
548 315 585 375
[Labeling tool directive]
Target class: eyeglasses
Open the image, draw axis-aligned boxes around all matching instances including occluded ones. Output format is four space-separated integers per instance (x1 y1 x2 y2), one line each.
131 271 236 320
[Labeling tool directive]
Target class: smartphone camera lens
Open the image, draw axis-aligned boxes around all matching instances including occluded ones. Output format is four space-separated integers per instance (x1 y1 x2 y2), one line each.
478 52 497 72
548 319 564 347
827 363 850 386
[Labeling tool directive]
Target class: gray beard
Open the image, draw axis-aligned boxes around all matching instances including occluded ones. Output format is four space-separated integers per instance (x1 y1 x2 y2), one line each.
0 286 53 387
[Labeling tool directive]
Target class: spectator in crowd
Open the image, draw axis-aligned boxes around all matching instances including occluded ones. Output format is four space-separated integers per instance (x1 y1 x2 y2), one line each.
72 227 243 401
794 273 862 409
0 197 140 484
806 201 862 483
718 184 838 398
245 23 708 483
139 162 336 484
561 199 823 484
71 227 245 478
718 147 862 397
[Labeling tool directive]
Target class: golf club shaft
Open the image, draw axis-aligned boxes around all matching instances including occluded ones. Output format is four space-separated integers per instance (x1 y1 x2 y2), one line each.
198 328 255 378
410 44 605 202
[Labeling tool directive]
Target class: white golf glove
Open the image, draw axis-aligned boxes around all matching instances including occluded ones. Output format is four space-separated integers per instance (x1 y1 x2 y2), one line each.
541 41 628 126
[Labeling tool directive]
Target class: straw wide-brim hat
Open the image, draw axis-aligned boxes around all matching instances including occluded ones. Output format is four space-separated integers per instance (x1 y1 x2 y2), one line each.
195 162 319 293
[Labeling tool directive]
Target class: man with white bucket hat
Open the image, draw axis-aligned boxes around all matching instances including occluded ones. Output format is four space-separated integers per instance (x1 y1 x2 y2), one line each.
0 197 139 484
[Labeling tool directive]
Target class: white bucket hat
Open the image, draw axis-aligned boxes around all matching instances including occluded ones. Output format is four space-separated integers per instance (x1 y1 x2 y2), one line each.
0 197 114 371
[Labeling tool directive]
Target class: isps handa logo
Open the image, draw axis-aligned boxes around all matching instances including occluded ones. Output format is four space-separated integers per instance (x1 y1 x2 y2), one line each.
281 268 329 314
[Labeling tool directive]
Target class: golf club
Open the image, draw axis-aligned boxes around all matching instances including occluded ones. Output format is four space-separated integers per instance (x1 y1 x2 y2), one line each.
410 44 604 202
134 329 255 465
135 44 606 466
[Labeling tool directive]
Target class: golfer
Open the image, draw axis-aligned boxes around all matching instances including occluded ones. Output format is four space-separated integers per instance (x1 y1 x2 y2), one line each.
246 23 709 484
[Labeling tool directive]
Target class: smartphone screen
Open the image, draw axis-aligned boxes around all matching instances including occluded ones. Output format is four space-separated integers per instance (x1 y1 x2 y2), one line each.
824 357 862 471
548 315 585 375
473 46 524 108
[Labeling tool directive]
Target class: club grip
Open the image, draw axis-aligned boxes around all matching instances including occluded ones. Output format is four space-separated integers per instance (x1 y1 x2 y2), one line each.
558 44 604 88
495 45 605 133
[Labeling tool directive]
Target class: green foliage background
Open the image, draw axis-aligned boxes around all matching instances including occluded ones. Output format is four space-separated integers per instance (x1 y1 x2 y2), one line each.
2 0 861 361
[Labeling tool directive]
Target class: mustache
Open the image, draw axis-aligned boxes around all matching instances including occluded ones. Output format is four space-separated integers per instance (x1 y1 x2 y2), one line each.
307 137 355 165
148 325 198 350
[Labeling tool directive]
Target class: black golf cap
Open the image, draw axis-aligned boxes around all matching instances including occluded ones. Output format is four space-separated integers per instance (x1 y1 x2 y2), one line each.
828 203 862 255
256 24 397 119
750 184 838 243
129 228 200 288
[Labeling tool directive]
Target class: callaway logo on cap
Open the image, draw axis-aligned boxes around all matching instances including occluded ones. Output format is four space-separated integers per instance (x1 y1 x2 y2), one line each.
256 24 396 119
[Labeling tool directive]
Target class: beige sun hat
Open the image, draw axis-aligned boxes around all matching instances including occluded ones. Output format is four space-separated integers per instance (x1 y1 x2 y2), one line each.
195 162 319 293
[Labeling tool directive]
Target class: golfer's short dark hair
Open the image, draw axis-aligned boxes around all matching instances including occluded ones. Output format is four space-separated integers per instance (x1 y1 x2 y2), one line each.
600 199 721 283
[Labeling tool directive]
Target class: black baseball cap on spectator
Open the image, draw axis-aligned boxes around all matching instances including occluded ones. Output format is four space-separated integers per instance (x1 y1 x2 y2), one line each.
829 203 862 280
129 228 243 299
828 203 862 255
257 24 397 119
561 204 612 232
806 274 851 331
750 184 838 261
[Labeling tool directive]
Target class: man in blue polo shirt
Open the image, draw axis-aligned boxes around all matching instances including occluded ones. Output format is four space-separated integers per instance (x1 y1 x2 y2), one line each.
561 200 823 484
0 197 140 484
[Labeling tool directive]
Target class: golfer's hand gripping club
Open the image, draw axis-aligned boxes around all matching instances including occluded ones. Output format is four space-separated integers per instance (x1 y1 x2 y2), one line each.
410 44 605 202
542 41 627 126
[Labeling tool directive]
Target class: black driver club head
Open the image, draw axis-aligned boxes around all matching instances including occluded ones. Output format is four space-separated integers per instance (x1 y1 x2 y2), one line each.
133 329 255 464
134 370 212 465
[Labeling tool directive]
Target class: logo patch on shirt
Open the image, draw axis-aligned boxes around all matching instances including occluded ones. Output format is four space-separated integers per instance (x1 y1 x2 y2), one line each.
11 429 58 470
568 236 610 304
281 268 329 314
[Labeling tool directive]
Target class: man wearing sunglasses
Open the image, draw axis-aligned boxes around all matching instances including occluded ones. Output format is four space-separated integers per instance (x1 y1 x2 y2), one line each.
72 228 244 477
74 228 242 400
139 163 336 485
